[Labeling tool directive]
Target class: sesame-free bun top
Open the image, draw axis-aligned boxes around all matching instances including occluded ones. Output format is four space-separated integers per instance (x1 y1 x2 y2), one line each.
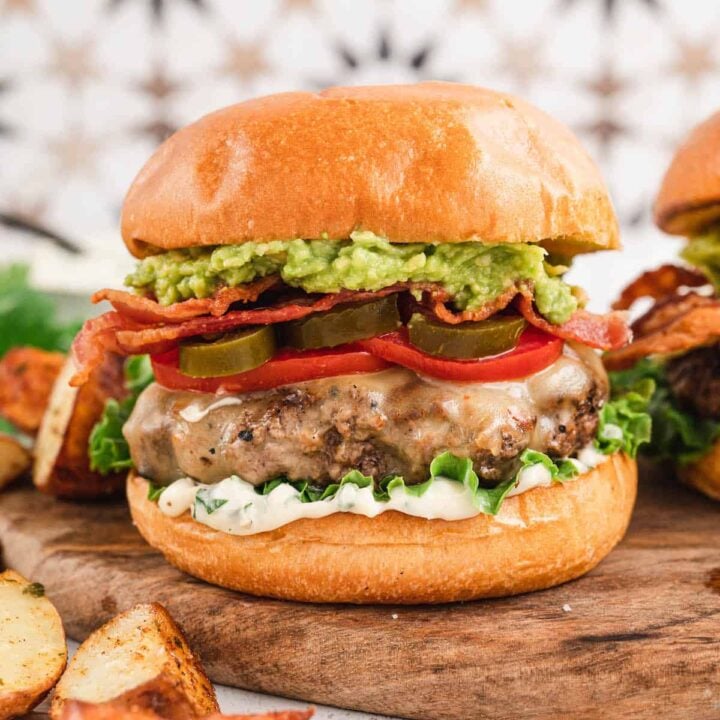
121 83 619 258
655 109 720 236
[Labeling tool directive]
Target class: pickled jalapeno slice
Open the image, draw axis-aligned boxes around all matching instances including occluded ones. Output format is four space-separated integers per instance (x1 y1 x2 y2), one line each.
407 313 526 359
280 294 401 350
179 326 276 378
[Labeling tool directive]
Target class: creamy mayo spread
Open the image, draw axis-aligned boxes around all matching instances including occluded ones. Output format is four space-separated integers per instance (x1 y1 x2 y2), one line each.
156 445 608 536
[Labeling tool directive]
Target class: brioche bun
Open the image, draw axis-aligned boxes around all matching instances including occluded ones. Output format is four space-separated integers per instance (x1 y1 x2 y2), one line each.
655 109 720 235
678 438 720 501
121 83 619 259
127 453 636 604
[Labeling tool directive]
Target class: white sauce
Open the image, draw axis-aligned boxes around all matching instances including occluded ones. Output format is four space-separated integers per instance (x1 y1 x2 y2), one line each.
156 445 609 536
179 396 244 423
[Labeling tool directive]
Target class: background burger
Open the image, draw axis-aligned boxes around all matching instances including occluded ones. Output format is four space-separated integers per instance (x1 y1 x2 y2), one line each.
75 83 647 604
606 110 720 502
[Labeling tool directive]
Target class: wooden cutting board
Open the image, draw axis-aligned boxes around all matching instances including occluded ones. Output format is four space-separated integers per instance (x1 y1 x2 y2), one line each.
0 467 719 720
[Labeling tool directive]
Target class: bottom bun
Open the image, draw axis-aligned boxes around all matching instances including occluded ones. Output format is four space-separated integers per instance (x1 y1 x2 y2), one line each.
678 439 720 501
127 453 637 604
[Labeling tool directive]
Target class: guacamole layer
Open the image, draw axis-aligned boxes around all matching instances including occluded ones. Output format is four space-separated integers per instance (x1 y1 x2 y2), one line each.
126 231 579 324
682 229 720 291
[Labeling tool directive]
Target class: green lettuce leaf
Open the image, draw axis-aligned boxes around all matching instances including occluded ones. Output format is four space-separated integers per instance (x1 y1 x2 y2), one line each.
519 449 579 482
608 358 719 464
596 373 653 459
0 264 81 356
251 449 580 517
89 356 154 474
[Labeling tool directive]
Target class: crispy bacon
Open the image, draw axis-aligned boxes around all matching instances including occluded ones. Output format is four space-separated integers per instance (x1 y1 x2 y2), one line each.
612 264 709 311
428 286 518 324
70 313 138 386
516 293 631 351
604 293 720 370
71 286 416 384
73 280 633 385
93 276 280 324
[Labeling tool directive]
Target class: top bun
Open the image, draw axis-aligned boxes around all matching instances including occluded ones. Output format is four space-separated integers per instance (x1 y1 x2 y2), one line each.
121 83 619 258
655 109 720 236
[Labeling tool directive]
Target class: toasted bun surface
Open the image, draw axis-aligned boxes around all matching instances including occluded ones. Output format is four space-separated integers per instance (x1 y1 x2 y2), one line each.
655 110 720 235
678 438 720 501
127 453 636 604
122 83 619 259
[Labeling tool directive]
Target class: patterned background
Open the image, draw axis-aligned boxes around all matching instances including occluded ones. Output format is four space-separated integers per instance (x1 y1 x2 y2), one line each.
1 0 719 308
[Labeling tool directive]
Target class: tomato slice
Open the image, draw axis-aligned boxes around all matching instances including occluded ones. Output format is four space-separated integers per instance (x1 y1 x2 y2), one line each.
151 345 392 394
356 326 563 382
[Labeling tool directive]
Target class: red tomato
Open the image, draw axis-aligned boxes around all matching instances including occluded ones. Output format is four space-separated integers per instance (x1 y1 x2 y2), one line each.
152 326 563 392
356 326 563 382
151 345 392 394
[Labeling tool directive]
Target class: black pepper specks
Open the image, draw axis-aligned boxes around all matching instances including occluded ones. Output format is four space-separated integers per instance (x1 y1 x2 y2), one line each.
238 429 254 442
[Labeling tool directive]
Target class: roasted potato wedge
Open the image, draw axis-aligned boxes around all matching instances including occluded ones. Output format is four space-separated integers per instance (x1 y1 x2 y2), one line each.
0 434 31 491
0 570 67 720
0 347 65 436
60 702 314 720
50 603 218 720
211 712 315 719
33 354 125 498
60 702 164 720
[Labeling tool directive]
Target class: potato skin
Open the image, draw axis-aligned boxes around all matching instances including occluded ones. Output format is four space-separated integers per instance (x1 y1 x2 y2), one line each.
34 354 126 499
0 570 67 720
0 347 65 435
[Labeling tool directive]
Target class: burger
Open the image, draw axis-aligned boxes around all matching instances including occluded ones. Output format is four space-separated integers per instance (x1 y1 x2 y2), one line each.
74 83 645 604
605 110 720 502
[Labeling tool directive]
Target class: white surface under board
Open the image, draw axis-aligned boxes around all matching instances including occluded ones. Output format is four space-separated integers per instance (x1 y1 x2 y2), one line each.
42 641 399 720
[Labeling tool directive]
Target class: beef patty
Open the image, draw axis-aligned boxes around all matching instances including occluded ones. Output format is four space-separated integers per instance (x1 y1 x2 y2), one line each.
124 344 608 487
666 344 720 420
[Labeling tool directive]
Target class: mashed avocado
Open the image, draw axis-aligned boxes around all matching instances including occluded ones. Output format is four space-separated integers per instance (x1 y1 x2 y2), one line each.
126 231 578 324
682 229 720 290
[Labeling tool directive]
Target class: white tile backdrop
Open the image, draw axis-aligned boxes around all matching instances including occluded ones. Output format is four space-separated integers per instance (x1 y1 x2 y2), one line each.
1 0 713 304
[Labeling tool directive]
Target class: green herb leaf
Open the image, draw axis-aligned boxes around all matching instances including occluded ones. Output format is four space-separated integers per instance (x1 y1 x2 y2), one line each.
0 417 18 437
89 356 154 475
23 582 45 598
147 482 166 502
194 490 228 515
0 264 81 356
610 358 720 464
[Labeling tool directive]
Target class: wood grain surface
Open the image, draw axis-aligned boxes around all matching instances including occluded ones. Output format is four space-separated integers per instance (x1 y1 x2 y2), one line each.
0 467 718 720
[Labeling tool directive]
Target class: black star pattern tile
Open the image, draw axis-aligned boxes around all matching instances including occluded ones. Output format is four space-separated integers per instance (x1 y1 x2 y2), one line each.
107 0 206 24
329 29 438 86
134 117 176 144
0 78 11 136
561 0 661 22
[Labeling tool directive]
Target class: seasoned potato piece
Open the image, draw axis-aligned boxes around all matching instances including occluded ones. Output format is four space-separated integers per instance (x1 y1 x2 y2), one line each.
60 701 314 720
0 348 65 435
0 570 67 720
50 603 218 720
0 434 31 491
33 355 125 499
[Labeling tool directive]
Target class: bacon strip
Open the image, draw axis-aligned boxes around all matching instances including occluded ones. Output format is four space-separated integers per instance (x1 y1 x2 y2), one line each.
93 276 280 324
605 291 720 370
604 299 720 370
73 281 633 385
516 293 631 351
612 264 709 311
70 313 137 386
428 286 519 324
71 286 415 384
